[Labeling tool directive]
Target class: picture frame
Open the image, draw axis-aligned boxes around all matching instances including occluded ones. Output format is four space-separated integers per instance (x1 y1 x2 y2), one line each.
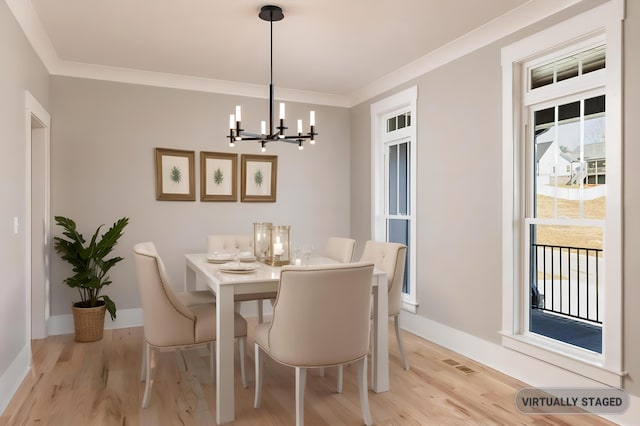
200 151 238 202
155 148 195 201
241 154 278 202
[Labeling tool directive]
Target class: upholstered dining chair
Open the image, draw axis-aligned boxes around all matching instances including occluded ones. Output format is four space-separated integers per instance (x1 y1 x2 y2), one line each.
322 237 356 263
336 240 408 392
208 234 276 323
133 242 248 409
254 262 375 426
361 240 409 370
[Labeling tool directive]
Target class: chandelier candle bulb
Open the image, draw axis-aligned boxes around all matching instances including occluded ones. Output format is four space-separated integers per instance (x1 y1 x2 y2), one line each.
310 111 315 126
235 105 242 122
279 103 285 119
229 114 235 129
261 121 266 135
297 119 303 134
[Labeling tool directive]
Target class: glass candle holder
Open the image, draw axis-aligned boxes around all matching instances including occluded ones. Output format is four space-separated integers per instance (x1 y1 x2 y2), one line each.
265 225 290 266
253 222 272 261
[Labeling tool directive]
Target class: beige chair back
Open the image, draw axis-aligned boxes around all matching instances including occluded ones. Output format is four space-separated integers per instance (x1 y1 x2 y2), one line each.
266 262 374 367
133 242 197 347
359 241 407 317
322 237 356 263
207 234 253 253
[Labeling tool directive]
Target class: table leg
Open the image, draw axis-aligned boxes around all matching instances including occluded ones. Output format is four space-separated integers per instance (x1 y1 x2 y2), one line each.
185 264 196 292
371 273 389 392
216 285 236 424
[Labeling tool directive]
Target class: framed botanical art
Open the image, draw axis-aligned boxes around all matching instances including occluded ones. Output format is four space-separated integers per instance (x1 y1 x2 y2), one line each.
155 148 195 201
240 154 277 202
200 151 237 202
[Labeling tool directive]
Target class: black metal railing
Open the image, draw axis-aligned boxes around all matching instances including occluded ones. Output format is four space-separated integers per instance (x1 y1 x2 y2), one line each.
530 243 603 324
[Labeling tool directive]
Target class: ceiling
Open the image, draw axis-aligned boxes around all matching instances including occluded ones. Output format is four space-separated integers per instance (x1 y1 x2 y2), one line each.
11 1 581 105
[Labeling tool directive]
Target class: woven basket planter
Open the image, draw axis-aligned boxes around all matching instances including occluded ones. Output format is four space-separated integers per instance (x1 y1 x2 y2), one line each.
72 301 106 342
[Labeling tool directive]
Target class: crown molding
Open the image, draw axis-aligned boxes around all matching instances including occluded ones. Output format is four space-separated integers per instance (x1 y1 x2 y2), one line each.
5 0 59 73
8 0 599 109
346 0 587 106
5 0 350 107
53 60 352 107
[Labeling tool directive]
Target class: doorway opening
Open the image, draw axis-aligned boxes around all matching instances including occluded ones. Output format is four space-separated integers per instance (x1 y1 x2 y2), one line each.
26 92 51 340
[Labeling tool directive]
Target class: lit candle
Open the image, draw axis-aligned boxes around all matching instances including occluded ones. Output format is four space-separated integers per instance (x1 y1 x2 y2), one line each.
310 111 315 126
229 114 235 129
273 236 283 255
261 120 266 135
273 242 283 255
297 119 303 133
235 105 242 122
279 103 285 119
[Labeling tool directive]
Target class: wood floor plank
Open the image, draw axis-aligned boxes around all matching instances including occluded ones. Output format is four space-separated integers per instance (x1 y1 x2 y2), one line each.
0 321 617 426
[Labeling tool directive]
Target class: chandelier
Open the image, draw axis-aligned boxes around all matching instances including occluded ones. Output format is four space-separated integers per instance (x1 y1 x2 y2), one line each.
227 5 317 152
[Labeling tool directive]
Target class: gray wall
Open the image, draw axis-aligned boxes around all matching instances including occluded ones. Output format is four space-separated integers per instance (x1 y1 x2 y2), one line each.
49 76 351 316
350 1 640 397
0 0 49 382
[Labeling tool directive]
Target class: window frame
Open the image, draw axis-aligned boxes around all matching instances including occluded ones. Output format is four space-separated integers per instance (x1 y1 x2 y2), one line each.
500 1 624 387
371 86 418 313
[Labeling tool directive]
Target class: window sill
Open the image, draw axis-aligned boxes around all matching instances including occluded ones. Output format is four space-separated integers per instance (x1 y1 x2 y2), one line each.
401 299 418 314
500 332 625 388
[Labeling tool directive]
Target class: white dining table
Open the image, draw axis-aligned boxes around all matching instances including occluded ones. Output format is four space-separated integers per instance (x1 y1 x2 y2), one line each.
184 253 389 425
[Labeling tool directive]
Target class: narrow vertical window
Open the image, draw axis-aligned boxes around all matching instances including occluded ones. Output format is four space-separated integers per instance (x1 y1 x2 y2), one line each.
371 87 418 312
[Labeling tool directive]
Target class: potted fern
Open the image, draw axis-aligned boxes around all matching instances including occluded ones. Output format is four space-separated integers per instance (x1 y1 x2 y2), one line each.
53 215 129 342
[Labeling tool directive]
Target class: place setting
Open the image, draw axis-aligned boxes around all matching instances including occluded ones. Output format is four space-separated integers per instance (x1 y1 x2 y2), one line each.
206 251 258 273
206 251 256 263
216 261 259 274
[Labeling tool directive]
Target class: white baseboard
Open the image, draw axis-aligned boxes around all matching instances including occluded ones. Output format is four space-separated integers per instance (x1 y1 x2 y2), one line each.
399 311 639 425
0 343 30 415
48 307 144 336
47 303 269 337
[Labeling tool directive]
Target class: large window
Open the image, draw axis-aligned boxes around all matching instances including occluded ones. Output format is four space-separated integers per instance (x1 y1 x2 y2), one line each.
501 3 623 387
371 87 418 312
528 92 606 353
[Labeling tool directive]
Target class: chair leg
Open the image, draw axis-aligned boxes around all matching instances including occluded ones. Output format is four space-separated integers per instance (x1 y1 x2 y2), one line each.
210 342 215 384
257 300 264 324
254 344 263 408
337 365 343 393
295 367 307 426
394 315 410 370
356 357 373 426
140 340 147 381
239 337 247 388
141 343 153 408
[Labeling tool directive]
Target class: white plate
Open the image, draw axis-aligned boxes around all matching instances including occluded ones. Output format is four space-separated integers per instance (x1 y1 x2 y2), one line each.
218 268 257 274
207 253 256 263
217 262 258 273
207 253 234 263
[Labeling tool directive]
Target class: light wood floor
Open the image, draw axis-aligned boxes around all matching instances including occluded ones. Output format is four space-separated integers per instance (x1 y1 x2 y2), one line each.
1 320 616 425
